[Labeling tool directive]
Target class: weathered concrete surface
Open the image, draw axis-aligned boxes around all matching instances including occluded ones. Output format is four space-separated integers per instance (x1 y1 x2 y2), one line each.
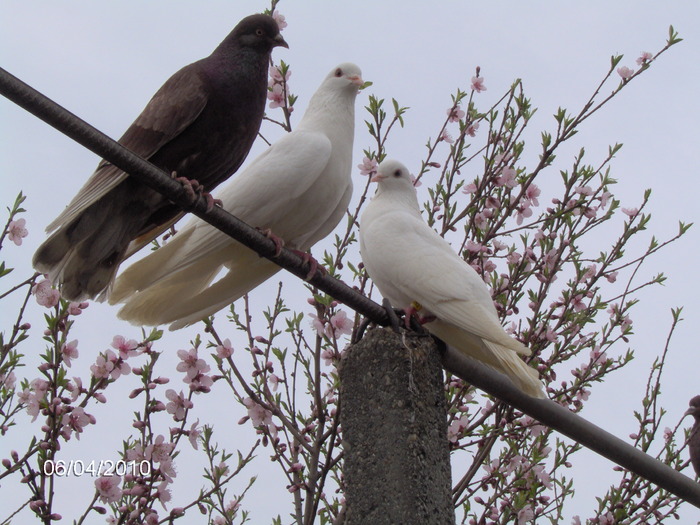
339 327 454 525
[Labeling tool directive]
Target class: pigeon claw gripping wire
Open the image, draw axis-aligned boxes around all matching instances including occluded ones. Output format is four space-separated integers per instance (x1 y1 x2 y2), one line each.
290 249 326 281
256 228 285 257
382 298 402 333
171 171 221 212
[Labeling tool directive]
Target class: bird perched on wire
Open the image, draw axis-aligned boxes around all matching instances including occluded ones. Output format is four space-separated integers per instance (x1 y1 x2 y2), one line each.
110 63 364 330
686 395 700 477
33 13 288 302
359 159 545 398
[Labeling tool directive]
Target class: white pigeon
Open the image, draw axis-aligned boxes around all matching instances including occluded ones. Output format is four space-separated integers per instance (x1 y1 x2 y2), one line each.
359 159 544 398
110 63 363 330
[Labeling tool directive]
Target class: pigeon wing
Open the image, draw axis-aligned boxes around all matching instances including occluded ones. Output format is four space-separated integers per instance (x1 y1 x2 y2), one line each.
45 67 208 233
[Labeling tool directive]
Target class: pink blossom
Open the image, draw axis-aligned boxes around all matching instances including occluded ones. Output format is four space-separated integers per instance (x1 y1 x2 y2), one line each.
484 196 500 210
19 378 49 421
91 353 115 380
446 105 465 123
663 427 673 442
599 191 612 208
61 406 93 440
321 349 335 366
32 278 60 308
447 415 469 443
481 458 500 479
105 349 130 379
636 51 653 65
465 121 479 137
269 64 290 84
184 371 213 393
524 184 541 206
7 218 28 245
215 338 234 359
0 370 16 391
188 419 201 450
576 388 591 402
531 463 553 488
465 240 484 254
517 504 534 524
605 271 618 283
617 66 634 80
506 251 522 266
243 397 271 427
410 174 422 188
176 348 210 380
268 373 280 391
267 82 285 109
146 435 175 464
439 129 454 143
571 294 586 312
574 185 593 196
165 389 193 421
571 517 582 525
242 397 277 438
491 239 506 252
515 202 533 225
67 302 87 316
581 264 597 282
496 167 518 188
357 156 378 176
308 312 326 336
600 511 615 525
543 248 559 272
272 9 287 30
471 75 487 93
111 335 138 359
473 212 488 231
504 454 525 476
481 259 496 274
462 182 477 195
155 480 172 505
95 475 122 503
589 345 608 364
493 151 512 166
622 207 638 218
61 339 79 367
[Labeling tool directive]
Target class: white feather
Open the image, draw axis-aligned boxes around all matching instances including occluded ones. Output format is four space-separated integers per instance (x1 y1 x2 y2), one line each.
359 159 544 398
111 63 363 330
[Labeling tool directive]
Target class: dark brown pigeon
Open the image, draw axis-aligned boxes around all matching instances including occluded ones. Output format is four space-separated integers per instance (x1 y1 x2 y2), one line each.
33 13 287 302
686 395 700 477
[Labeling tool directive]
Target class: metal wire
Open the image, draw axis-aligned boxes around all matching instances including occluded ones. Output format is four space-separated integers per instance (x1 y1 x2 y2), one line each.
2 65 698 509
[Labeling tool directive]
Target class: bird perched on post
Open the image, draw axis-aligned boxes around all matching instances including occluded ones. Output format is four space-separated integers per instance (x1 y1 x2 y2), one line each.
33 14 288 302
359 159 545 398
686 395 700 477
110 63 364 330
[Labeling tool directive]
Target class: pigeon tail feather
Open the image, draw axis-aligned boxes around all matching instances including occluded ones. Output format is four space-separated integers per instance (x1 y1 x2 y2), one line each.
116 243 280 329
429 321 545 399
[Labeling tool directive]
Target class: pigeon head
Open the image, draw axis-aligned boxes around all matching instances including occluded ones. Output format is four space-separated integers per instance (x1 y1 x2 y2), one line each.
686 395 700 420
371 159 416 192
322 63 364 94
221 14 288 53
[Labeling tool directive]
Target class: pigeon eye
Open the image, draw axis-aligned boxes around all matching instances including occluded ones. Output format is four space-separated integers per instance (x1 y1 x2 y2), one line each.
393 170 402 177
255 28 264 36
334 68 343 77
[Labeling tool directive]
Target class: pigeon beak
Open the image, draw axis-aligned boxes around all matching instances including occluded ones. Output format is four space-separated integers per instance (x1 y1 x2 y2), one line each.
274 34 289 49
685 407 696 418
348 75 364 87
370 173 386 183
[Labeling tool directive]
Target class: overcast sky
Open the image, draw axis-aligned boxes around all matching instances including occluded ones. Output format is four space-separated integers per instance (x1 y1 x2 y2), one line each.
1 1 699 523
